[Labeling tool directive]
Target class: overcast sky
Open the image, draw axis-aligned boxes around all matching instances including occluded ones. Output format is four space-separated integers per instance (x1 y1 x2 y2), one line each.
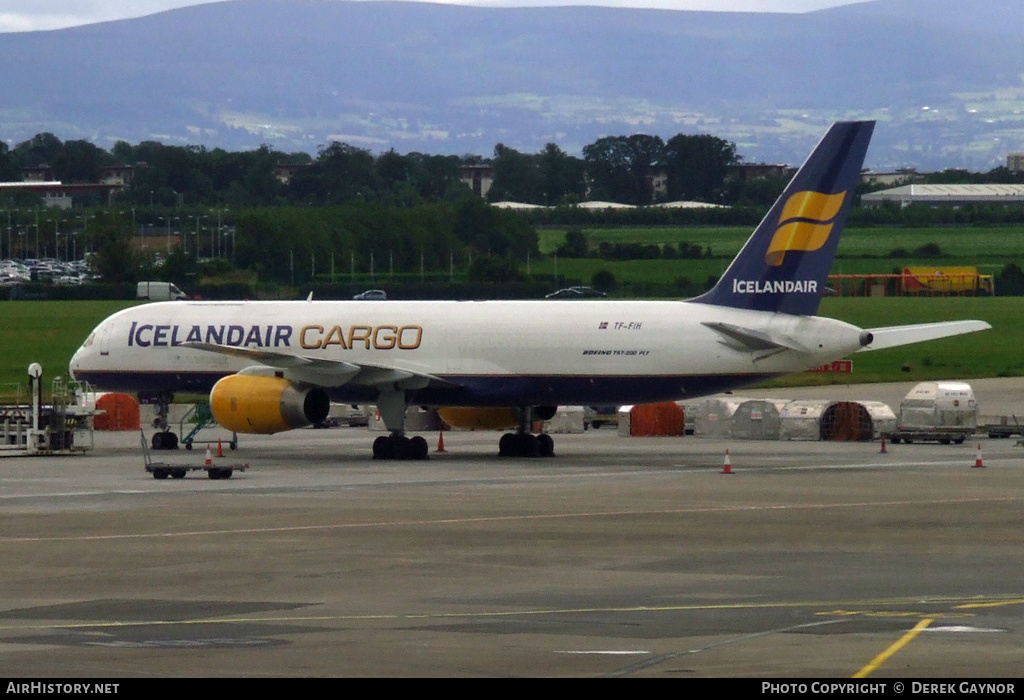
0 0 868 33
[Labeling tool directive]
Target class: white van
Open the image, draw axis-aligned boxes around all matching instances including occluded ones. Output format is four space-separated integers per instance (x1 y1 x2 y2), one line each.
136 281 186 301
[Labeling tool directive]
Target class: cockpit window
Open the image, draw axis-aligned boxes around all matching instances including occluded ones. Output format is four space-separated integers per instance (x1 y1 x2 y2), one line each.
82 332 95 348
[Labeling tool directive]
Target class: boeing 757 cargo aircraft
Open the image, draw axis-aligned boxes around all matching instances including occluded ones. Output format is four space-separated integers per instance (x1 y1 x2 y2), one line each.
70 122 989 459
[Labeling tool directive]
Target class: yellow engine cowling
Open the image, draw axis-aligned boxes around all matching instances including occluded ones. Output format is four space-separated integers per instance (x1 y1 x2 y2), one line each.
210 374 330 435
438 407 521 431
437 406 557 431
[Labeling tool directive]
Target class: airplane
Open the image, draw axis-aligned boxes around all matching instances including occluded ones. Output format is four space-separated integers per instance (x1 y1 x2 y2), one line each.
69 121 990 460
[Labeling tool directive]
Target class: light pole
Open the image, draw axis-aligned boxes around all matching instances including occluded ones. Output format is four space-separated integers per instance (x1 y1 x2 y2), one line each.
196 216 205 259
3 208 14 260
159 216 177 254
78 214 91 261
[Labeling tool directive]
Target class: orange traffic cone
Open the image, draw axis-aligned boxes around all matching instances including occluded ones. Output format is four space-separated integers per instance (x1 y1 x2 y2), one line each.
436 431 446 453
973 443 985 468
204 444 213 466
879 436 888 454
722 449 732 474
217 439 225 458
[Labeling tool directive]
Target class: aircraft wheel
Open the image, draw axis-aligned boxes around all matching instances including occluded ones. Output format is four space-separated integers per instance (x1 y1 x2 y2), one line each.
537 433 555 457
409 435 429 461
498 433 516 457
392 436 412 460
521 434 540 458
373 435 393 460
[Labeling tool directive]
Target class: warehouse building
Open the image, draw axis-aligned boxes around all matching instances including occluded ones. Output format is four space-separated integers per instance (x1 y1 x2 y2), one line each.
861 184 1024 207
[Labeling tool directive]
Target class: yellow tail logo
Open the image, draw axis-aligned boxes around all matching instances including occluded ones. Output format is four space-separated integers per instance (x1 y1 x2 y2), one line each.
765 190 847 266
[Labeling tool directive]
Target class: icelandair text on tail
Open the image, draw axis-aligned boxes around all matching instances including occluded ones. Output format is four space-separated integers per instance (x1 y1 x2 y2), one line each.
733 279 818 294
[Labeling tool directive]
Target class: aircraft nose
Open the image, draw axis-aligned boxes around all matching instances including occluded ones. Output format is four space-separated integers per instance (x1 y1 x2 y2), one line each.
69 346 84 379
69 332 97 379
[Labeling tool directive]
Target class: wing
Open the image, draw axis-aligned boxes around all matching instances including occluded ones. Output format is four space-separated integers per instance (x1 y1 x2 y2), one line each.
184 342 454 390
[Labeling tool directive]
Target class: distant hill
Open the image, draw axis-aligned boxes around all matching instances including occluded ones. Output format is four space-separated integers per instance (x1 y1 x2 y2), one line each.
1 0 1023 169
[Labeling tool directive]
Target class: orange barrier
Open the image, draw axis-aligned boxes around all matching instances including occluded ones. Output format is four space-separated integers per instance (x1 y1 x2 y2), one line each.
93 393 140 431
629 402 684 436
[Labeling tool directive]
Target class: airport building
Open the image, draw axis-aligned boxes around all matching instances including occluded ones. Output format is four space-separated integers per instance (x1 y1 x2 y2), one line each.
861 184 1024 208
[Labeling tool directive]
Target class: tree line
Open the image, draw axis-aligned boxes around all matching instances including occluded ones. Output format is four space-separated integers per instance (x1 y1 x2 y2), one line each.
1 131 744 209
7 131 1024 300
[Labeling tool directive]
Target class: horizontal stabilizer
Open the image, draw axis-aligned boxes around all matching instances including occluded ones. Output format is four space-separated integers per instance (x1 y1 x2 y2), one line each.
859 320 991 351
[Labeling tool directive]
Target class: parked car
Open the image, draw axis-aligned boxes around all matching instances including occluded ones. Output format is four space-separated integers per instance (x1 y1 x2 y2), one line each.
353 289 387 301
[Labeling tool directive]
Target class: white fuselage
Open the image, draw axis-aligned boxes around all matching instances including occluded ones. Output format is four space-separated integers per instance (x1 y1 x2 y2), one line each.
70 299 867 406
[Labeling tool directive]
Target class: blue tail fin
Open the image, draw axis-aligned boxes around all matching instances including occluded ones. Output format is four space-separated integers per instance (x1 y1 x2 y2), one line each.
691 121 874 316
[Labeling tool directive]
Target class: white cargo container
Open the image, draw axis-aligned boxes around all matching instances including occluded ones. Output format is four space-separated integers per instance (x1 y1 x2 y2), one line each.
888 382 977 444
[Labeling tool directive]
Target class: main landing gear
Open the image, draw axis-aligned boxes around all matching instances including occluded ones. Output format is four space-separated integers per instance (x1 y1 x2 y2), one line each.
371 387 429 461
498 432 554 458
498 406 556 458
372 434 429 460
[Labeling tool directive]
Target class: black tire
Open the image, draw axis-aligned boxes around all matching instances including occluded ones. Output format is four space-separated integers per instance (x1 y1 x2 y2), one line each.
409 435 429 461
171 469 187 479
153 469 169 479
520 433 540 458
498 433 516 457
373 435 393 460
537 433 555 457
392 436 412 461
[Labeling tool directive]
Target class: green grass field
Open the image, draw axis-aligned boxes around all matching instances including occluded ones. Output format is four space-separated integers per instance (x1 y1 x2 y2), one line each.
538 224 1024 280
0 296 1014 401
0 301 137 401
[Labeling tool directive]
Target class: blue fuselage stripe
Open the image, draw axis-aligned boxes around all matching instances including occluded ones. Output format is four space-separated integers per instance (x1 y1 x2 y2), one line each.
73 370 781 406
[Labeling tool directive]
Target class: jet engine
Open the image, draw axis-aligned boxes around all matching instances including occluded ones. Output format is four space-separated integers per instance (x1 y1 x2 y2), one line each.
210 374 330 434
438 405 557 431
